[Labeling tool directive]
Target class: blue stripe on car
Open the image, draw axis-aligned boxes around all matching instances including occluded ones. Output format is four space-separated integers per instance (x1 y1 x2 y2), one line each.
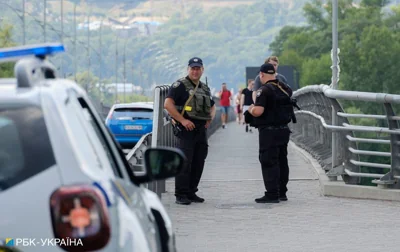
93 181 112 207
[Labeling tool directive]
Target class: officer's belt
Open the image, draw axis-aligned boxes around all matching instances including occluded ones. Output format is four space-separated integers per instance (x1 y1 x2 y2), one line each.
260 125 289 130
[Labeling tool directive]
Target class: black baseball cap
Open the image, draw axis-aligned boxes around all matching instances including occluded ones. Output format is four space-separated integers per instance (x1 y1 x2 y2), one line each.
188 57 203 67
260 63 276 74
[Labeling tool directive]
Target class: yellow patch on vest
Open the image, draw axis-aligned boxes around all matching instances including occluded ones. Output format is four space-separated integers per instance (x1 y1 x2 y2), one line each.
184 106 192 111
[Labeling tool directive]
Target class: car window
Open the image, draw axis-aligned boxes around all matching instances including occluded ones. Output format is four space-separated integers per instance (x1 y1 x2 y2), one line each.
77 98 124 179
112 108 153 120
0 106 56 191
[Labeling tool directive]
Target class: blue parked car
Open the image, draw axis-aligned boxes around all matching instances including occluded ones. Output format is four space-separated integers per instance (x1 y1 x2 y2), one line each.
105 102 153 148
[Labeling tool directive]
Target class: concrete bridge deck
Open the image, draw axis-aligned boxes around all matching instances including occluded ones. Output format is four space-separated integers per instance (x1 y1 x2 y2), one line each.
161 122 400 252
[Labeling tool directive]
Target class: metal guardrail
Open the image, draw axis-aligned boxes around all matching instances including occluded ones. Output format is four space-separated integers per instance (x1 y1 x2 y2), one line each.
149 85 175 196
291 84 400 189
126 132 152 174
152 85 179 148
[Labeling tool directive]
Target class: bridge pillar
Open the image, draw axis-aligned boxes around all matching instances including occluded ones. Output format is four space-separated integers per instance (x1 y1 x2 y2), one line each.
329 106 340 181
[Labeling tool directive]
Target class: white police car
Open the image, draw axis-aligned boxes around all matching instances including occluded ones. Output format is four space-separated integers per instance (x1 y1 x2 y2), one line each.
0 44 182 252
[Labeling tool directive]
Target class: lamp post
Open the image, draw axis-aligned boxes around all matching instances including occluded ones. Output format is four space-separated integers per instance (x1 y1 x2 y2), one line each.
115 32 119 103
98 10 118 101
22 0 25 45
87 14 91 92
99 18 105 100
331 0 339 90
60 0 64 76
43 0 46 42
86 44 101 98
73 3 77 81
123 38 128 103
131 38 135 95
331 0 340 181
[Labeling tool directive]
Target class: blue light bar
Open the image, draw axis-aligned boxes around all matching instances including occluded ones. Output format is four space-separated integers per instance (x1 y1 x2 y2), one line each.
0 43 65 62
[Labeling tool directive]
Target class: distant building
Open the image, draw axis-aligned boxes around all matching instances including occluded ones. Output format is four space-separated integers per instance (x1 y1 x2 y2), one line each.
103 83 143 94
77 16 163 36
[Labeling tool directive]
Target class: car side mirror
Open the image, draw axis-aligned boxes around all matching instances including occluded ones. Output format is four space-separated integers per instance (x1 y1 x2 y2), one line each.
144 147 185 180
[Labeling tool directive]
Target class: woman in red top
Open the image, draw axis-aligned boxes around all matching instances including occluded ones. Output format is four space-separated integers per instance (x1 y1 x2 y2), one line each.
219 83 231 129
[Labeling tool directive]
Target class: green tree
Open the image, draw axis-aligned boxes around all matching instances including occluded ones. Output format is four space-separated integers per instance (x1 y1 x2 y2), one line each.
0 24 16 78
384 5 400 30
299 53 332 87
361 0 390 7
269 0 400 185
303 0 329 30
270 0 400 93
76 71 99 92
341 25 400 97
269 26 306 56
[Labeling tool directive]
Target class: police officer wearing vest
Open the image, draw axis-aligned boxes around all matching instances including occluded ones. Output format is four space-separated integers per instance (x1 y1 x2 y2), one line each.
248 63 293 203
164 57 216 205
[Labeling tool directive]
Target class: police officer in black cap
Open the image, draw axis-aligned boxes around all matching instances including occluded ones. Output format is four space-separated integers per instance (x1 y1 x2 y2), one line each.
247 63 293 203
164 57 216 205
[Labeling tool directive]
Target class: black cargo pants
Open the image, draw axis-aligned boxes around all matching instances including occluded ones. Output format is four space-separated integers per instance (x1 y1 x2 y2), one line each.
175 126 208 198
258 126 290 198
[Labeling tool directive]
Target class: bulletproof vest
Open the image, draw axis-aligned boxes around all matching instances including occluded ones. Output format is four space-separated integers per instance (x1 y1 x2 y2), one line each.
180 78 212 121
253 81 293 127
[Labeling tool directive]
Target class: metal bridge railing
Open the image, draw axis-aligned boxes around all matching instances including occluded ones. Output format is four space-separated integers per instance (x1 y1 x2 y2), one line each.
128 85 235 198
291 84 400 189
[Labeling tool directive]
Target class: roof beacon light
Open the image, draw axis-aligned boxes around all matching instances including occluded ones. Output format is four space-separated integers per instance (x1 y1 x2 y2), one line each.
0 43 65 62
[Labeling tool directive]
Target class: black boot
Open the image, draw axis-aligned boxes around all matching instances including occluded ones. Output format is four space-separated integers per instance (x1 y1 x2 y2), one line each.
188 194 205 203
176 196 191 205
255 194 279 203
279 194 288 201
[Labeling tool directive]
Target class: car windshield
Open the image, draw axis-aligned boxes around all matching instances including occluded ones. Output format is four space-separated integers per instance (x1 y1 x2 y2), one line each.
112 108 153 120
0 106 56 191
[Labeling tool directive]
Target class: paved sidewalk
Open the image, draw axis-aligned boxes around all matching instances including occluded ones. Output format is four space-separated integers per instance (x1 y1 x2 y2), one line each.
162 122 400 252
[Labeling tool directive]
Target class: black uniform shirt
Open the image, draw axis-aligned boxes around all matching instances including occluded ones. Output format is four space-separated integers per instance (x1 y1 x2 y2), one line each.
167 76 215 125
254 83 273 109
252 73 288 91
255 79 292 107
242 88 254 106
255 79 294 127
